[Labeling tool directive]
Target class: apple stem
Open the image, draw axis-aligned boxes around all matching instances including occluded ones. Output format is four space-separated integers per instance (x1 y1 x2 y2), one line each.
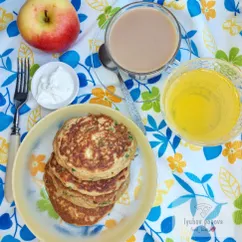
44 10 50 23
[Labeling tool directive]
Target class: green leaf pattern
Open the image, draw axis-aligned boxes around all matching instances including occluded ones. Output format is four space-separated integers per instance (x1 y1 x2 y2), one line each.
216 47 242 67
141 87 160 113
233 195 242 225
36 188 59 220
97 6 120 29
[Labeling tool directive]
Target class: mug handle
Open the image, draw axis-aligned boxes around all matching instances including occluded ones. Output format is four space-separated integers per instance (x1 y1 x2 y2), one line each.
165 60 180 74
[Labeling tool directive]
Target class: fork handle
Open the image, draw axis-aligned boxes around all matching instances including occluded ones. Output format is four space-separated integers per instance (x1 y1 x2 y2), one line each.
5 134 20 203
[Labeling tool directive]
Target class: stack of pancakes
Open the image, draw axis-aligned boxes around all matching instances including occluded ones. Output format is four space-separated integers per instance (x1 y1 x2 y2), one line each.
44 114 137 226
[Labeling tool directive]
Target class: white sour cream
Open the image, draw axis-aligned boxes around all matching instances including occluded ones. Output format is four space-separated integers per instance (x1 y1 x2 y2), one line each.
36 66 74 106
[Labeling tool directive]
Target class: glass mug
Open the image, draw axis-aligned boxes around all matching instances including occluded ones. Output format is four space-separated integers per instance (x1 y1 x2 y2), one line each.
104 1 181 81
162 58 242 146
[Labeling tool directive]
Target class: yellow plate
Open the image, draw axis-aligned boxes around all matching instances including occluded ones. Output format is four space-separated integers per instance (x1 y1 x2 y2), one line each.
13 104 157 242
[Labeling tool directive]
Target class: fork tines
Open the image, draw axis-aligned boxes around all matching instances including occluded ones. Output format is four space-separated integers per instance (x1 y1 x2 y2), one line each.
15 58 30 95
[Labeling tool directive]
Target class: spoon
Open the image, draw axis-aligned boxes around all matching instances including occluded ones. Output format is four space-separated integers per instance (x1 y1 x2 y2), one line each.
99 44 146 134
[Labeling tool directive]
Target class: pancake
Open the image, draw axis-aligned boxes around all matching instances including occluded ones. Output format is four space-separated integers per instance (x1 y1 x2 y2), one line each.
53 114 137 180
45 160 129 208
49 170 129 208
49 153 129 196
44 172 114 226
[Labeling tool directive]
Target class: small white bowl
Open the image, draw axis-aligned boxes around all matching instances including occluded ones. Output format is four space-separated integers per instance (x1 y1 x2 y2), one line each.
31 62 79 110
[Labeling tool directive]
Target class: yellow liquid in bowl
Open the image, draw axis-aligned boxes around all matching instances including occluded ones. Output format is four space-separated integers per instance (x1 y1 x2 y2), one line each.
164 69 241 144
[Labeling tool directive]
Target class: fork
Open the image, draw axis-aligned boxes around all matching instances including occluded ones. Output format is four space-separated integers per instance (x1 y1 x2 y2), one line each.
5 58 30 203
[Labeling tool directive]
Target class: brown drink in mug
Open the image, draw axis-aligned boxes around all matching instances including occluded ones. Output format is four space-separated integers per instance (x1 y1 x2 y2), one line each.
105 2 181 79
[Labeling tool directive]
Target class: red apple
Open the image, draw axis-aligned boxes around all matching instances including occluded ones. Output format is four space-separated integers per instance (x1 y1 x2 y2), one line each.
17 0 80 53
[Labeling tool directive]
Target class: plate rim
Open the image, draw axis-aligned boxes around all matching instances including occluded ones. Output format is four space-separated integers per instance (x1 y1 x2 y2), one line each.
12 104 157 242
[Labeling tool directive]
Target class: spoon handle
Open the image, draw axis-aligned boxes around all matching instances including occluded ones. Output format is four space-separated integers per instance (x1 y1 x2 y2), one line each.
117 72 146 135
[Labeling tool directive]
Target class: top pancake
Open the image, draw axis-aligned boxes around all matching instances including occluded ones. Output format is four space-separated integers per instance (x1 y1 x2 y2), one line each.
53 114 137 180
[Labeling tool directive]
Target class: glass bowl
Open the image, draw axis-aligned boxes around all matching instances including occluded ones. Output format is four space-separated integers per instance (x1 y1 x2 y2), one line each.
161 58 242 146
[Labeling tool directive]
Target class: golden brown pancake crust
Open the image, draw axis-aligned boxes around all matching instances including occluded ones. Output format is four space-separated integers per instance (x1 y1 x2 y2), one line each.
49 153 129 196
53 114 137 180
44 172 114 226
45 160 129 208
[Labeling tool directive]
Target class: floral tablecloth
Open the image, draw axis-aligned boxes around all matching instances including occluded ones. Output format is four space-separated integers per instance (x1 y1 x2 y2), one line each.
1 0 242 241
